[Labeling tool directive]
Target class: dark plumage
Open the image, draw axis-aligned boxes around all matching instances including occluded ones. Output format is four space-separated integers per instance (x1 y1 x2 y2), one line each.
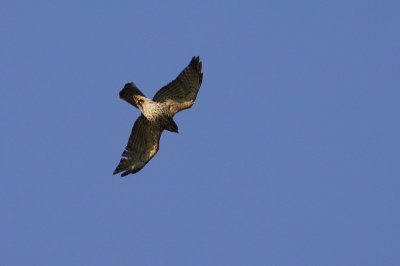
113 56 203 176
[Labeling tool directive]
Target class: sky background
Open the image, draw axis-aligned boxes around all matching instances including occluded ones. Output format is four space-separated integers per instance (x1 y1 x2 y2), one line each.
1 0 399 265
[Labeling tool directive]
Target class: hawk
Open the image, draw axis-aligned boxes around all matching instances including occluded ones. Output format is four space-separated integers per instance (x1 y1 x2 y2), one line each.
113 56 203 176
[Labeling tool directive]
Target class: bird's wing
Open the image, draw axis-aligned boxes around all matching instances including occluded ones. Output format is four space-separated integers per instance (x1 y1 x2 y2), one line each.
113 115 163 176
152 56 203 116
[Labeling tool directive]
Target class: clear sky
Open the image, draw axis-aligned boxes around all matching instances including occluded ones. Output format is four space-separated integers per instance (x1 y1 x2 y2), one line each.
1 0 399 265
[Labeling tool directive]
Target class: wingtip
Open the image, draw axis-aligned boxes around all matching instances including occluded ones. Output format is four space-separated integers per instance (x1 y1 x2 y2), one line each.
113 162 144 177
189 56 202 73
113 168 131 177
113 167 121 176
190 56 200 65
120 171 131 177
189 56 203 85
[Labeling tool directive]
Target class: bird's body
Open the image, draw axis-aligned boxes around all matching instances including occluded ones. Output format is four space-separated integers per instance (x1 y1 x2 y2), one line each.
133 95 163 121
136 96 179 133
113 56 203 176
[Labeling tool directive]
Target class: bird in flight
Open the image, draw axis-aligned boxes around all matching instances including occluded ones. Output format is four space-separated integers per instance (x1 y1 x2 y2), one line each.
113 56 203 176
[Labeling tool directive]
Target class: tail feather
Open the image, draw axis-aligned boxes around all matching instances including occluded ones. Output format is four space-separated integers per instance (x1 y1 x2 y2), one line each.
119 82 146 108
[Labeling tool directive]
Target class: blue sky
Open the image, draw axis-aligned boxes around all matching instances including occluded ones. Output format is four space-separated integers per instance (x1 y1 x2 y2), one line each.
1 0 399 265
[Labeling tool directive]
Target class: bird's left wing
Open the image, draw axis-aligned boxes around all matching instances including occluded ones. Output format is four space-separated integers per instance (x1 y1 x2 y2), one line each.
152 56 203 116
113 115 163 176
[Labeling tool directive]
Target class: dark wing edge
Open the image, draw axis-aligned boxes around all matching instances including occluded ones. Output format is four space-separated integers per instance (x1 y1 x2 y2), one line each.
113 115 163 177
119 82 145 109
152 56 203 115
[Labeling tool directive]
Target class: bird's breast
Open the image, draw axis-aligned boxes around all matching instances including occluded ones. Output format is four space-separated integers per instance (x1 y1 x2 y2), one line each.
141 101 167 122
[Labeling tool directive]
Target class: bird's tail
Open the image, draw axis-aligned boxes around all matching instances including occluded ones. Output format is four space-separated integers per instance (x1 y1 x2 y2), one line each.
119 82 145 108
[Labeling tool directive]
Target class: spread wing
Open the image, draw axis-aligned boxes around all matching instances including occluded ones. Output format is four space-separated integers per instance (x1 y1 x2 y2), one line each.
152 56 203 116
113 115 163 176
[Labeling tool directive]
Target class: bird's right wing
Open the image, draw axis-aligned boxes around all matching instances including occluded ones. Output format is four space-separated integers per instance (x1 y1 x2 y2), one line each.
113 115 163 176
152 56 203 116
